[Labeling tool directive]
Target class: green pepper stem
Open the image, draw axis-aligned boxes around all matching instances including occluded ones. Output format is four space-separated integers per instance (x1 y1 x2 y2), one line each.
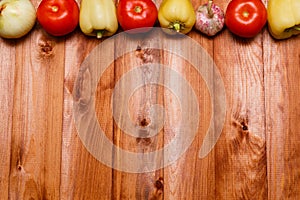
284 25 300 32
96 31 104 39
168 21 185 32
173 23 181 32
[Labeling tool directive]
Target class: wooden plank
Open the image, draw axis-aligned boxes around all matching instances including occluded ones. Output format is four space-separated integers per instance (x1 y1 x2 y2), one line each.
189 30 216 199
0 39 15 200
213 2 268 197
1 0 299 198
161 30 215 199
264 34 300 199
8 26 65 199
160 0 219 198
62 30 114 199
112 29 164 200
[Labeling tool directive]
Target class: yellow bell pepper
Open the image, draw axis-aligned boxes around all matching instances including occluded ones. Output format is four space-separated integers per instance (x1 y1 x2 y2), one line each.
79 0 118 38
158 0 196 34
267 0 300 39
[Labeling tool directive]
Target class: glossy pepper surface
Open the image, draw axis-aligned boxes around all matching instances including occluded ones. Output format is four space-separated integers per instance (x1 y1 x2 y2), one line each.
79 0 118 38
267 0 300 39
158 0 196 34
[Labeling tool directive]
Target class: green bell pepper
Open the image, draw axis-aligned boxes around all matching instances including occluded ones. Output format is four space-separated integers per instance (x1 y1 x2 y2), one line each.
158 0 196 34
267 0 300 39
79 0 118 38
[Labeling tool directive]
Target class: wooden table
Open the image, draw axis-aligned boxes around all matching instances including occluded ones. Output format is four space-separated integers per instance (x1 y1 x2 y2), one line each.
1 0 299 199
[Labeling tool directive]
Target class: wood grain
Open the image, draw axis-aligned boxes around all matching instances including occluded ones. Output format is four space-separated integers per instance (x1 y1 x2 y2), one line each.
264 33 300 200
0 39 15 200
62 31 113 199
213 14 267 199
111 29 164 200
9 26 65 199
0 0 300 199
112 1 164 199
161 31 215 200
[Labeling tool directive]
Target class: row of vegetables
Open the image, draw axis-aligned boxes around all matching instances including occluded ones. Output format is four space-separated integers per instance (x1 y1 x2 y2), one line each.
0 0 299 40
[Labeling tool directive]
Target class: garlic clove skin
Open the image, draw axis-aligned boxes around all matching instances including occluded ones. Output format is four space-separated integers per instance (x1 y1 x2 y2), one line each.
195 1 225 36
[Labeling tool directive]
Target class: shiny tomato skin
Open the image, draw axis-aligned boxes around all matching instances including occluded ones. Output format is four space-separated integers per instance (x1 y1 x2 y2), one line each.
225 0 267 38
117 0 158 33
37 0 79 36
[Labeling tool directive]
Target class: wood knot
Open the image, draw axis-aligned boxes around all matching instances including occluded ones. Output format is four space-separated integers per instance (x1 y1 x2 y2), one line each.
150 177 164 200
155 177 164 191
232 116 249 134
136 45 142 52
241 121 248 131
38 39 53 57
136 137 152 146
135 46 153 63
140 118 150 127
17 165 22 171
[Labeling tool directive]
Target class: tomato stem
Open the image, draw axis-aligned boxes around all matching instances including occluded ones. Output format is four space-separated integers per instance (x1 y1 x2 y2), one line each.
52 5 59 13
242 11 249 18
134 6 142 13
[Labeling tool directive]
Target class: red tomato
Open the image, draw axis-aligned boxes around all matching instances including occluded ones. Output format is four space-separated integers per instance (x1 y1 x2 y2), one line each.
37 0 79 36
117 0 158 33
225 0 267 38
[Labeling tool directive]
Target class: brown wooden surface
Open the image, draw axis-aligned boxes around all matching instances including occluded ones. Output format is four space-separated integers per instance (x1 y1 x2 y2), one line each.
1 0 300 199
